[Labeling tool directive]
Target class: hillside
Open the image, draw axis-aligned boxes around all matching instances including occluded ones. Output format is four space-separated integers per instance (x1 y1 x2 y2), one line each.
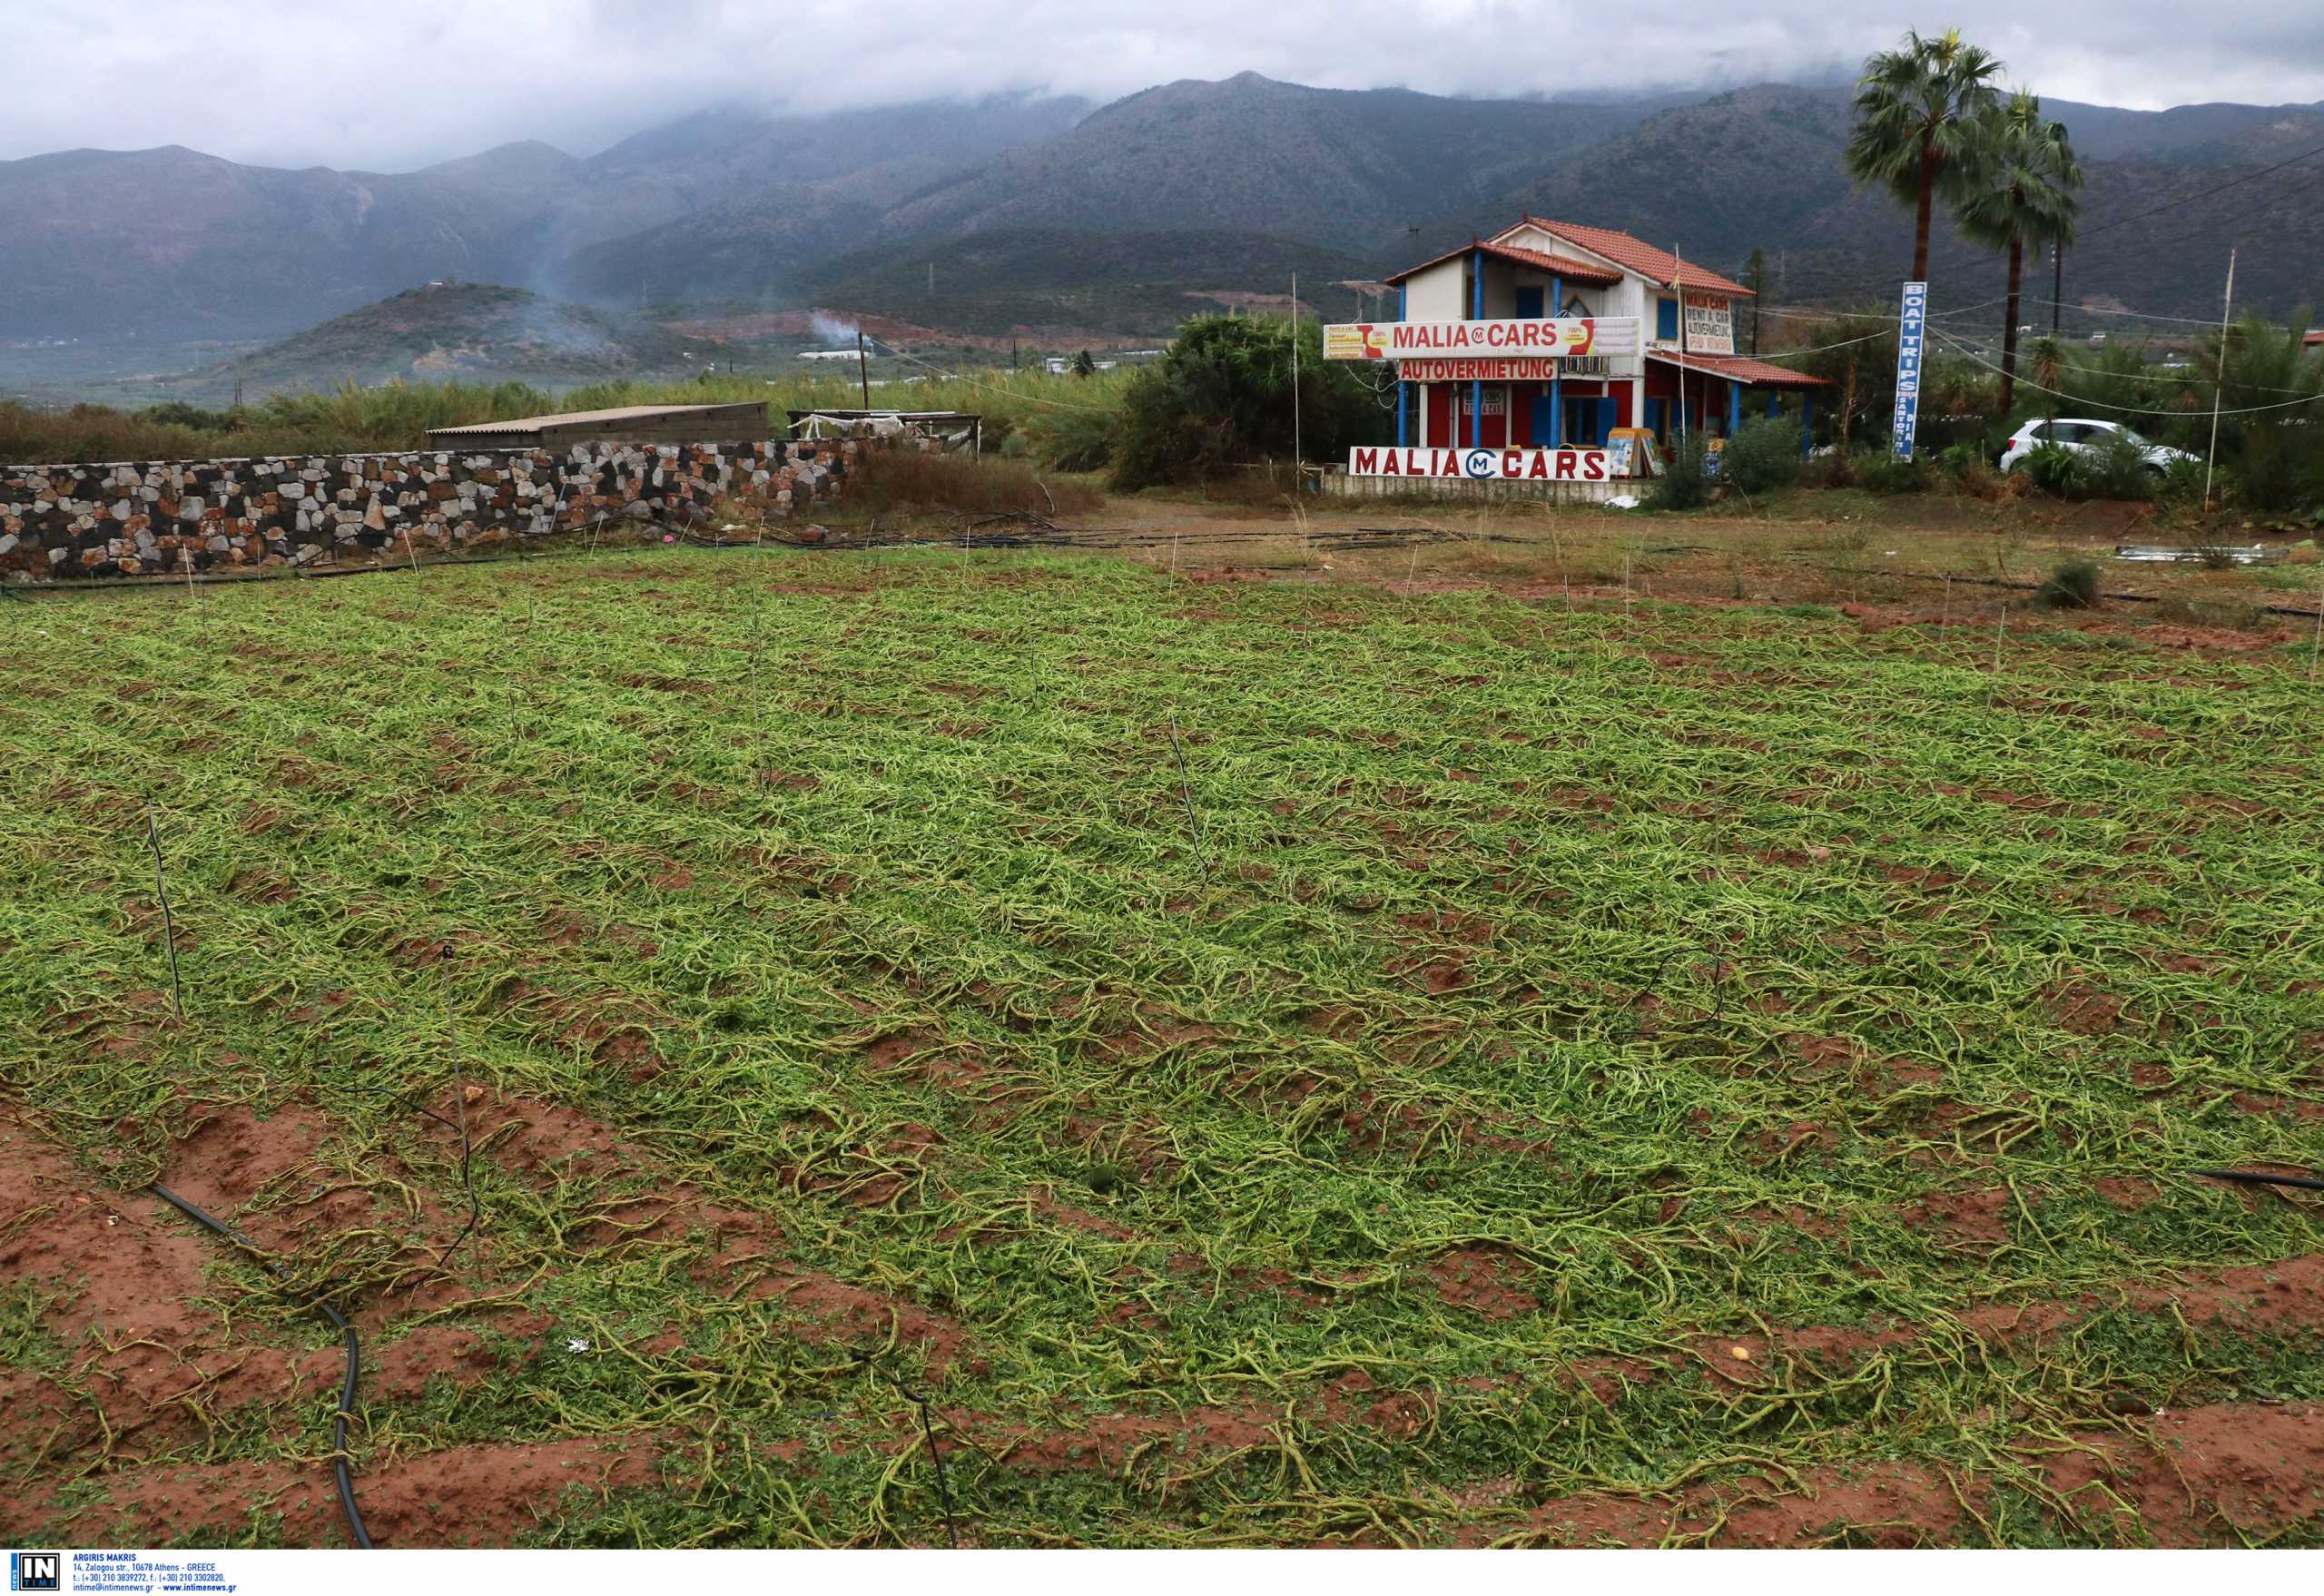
1460 85 2324 324
191 282 697 398
0 94 1090 341
5 74 2322 366
796 227 1377 339
870 73 1687 254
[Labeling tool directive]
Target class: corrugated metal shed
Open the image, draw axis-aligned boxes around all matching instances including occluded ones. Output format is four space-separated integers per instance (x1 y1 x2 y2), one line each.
426 402 769 448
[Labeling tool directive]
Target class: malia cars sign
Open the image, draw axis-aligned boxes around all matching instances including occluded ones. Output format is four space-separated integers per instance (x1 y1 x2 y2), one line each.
1323 317 1640 361
1348 446 1615 482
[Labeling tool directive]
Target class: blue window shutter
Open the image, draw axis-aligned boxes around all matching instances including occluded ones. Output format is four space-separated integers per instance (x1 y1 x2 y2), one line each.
1514 286 1544 319
1657 299 1679 340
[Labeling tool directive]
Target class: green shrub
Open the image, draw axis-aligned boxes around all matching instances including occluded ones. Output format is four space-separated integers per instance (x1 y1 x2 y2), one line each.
2087 430 2157 500
1720 415 1802 494
1108 315 1377 491
2035 557 2101 609
2016 439 2088 496
1650 435 1712 510
1021 404 1117 474
1854 449 1926 494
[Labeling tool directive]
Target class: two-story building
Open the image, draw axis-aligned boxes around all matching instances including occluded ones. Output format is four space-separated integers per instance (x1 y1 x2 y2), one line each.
1377 217 1825 458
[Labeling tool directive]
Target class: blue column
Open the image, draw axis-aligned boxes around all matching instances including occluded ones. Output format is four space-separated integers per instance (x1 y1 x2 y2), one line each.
1766 392 1779 419
1728 382 1741 437
1549 273 1563 448
1801 397 1814 458
1395 282 1409 448
1470 249 1484 448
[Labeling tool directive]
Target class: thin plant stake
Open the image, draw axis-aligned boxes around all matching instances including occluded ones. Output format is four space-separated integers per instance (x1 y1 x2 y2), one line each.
2310 580 2322 682
144 809 185 1021
1166 715 1210 885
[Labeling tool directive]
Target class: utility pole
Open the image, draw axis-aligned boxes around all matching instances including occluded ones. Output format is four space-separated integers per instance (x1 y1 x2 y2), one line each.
857 330 871 411
1290 271 1303 473
928 261 935 296
2202 249 2235 517
1745 247 1765 358
2047 242 2063 425
1674 247 1688 448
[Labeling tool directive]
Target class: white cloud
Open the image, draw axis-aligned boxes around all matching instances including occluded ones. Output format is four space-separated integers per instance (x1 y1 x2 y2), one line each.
2 0 2319 169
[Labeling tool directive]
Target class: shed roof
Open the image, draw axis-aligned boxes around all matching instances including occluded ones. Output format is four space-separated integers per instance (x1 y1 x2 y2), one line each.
1647 350 1827 388
428 403 758 438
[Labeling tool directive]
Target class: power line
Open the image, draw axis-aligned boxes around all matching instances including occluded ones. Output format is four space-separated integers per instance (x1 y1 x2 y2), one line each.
2079 140 2324 238
2135 163 2324 252
1925 326 2321 416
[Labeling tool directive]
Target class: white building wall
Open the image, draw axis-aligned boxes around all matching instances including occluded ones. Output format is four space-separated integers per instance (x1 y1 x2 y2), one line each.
1403 261 1466 322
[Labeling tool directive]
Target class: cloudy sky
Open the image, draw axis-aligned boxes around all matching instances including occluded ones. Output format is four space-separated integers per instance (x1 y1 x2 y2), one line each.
6 0 2321 170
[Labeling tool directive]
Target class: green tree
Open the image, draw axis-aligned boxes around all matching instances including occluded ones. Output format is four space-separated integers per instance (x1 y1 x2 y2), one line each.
1845 28 2005 283
2199 310 2324 513
1954 91 2082 418
1108 315 1379 492
1071 349 1098 379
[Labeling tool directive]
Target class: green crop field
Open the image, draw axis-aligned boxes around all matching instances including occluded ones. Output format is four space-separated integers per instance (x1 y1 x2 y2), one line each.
3 546 2321 1550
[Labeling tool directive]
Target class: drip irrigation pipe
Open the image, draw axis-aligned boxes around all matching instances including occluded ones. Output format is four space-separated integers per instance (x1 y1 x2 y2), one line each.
2191 1167 2324 1193
147 1182 375 1548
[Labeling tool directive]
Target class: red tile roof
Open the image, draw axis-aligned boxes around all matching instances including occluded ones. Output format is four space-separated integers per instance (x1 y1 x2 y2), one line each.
1516 218 1755 297
1384 237 1623 288
1647 350 1827 388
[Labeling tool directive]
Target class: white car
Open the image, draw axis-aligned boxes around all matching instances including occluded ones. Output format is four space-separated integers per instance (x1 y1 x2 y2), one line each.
2000 418 2198 475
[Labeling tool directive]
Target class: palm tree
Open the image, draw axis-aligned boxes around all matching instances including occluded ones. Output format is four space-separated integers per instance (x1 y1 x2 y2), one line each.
1846 29 2005 283
1955 91 2082 417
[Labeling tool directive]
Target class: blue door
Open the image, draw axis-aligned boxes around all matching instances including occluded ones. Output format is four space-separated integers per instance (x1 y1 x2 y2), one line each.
1530 393 1556 446
1646 398 1669 441
1565 398 1617 447
1514 286 1545 319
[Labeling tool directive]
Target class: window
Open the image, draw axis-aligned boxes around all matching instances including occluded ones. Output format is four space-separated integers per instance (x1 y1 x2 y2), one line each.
1656 299 1679 340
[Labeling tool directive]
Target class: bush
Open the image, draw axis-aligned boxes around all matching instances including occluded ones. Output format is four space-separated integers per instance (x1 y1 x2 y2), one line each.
1854 449 1926 494
2016 439 2088 497
2035 557 2101 609
1108 315 1378 491
1021 403 1118 474
1719 416 1802 494
1650 435 1712 510
2086 431 2157 501
844 449 1101 518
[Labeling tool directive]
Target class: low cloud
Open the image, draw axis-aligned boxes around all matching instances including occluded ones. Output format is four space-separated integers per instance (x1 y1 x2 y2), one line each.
5 1 2319 170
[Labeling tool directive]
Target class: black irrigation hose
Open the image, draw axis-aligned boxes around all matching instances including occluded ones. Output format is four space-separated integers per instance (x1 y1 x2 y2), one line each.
2192 1167 2324 1194
147 1182 375 1549
854 1352 961 1548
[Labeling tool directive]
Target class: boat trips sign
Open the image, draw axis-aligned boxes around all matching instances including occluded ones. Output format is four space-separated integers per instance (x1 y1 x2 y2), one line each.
1324 318 1640 361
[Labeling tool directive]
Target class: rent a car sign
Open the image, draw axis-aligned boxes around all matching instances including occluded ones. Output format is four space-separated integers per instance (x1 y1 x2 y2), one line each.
1323 317 1641 361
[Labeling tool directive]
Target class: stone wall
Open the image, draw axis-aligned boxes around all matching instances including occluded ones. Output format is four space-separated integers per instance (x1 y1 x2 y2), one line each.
0 437 878 581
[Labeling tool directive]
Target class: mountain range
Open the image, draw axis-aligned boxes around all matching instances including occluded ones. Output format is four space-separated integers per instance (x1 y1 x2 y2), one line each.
5 74 2319 361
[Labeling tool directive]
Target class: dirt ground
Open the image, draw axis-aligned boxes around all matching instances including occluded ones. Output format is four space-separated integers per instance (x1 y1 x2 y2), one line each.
1078 490 2324 644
